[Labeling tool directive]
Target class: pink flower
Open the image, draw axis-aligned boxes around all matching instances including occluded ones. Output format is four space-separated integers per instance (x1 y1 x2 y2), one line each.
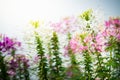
79 45 88 52
105 21 110 27
84 35 92 43
50 16 78 34
64 46 69 57
90 33 106 52
95 34 105 45
102 29 108 37
96 45 103 52
62 16 76 26
15 54 30 67
66 71 73 77
34 55 40 64
7 69 16 76
91 42 104 52
69 38 79 53
111 19 120 25
0 35 21 54
50 22 63 33
104 18 120 42
95 78 100 80
117 34 120 40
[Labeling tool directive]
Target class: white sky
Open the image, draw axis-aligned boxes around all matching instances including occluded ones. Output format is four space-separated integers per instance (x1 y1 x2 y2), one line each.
0 0 120 40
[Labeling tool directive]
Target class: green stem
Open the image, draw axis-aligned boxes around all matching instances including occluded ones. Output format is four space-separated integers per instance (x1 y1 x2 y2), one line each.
108 51 113 80
18 59 22 80
96 52 106 80
84 52 92 80
0 52 10 80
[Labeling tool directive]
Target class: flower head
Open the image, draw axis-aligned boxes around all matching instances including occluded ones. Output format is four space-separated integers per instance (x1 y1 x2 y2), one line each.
104 18 120 42
7 69 16 76
0 34 21 54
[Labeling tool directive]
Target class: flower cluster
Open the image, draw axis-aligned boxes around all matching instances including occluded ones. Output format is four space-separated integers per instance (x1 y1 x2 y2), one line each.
7 54 30 77
103 18 120 41
0 35 21 54
91 33 107 53
64 31 107 54
50 16 79 34
21 9 120 80
0 34 30 80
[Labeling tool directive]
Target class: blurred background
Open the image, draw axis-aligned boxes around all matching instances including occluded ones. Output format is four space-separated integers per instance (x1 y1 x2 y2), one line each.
0 0 120 39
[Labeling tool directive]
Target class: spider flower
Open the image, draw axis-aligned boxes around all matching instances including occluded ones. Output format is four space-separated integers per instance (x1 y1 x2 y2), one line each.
0 35 21 54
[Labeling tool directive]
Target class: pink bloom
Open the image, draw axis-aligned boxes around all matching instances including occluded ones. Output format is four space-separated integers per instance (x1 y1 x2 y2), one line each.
9 59 18 68
96 45 103 52
62 16 76 26
79 45 88 52
109 29 117 36
104 42 111 46
111 19 120 25
95 78 100 80
92 42 104 52
50 22 63 33
50 16 78 34
84 35 92 43
117 34 120 40
64 46 69 57
105 21 110 27
66 71 73 77
69 38 79 53
102 29 108 37
91 33 106 52
0 35 21 54
104 18 120 40
7 70 16 76
34 55 40 64
95 34 105 45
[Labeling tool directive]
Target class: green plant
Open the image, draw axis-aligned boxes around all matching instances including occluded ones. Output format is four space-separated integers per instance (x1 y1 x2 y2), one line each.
49 32 64 80
35 33 48 80
95 52 109 80
111 42 120 80
65 33 83 80
83 51 93 80
0 52 10 80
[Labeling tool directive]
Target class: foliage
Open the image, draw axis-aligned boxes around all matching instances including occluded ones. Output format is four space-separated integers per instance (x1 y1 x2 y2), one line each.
48 32 64 80
35 32 48 80
1 10 120 80
0 52 10 80
0 35 30 80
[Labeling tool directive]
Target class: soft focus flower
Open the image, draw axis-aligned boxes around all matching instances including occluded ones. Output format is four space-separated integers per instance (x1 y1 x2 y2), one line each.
92 43 103 52
95 34 105 45
91 33 106 52
50 16 78 34
117 34 120 41
15 54 30 67
66 71 73 77
64 46 69 57
0 35 21 54
83 35 92 43
103 18 120 42
105 21 111 27
8 59 18 77
69 38 79 53
7 54 30 77
9 59 18 68
7 69 16 76
34 55 40 64
95 78 100 80
50 22 63 33
79 45 88 52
